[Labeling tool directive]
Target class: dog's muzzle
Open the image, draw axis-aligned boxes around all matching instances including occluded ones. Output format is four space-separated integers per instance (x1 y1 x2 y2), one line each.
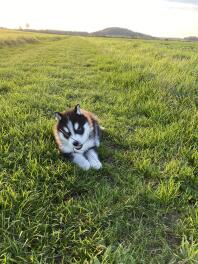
73 141 83 150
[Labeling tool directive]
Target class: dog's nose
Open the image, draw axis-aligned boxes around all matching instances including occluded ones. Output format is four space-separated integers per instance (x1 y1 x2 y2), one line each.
73 141 80 147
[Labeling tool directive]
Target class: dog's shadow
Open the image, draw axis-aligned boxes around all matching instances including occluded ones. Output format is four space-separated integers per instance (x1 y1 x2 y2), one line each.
99 128 128 162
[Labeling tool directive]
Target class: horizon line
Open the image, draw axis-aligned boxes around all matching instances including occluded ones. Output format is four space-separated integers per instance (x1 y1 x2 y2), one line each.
1 25 198 39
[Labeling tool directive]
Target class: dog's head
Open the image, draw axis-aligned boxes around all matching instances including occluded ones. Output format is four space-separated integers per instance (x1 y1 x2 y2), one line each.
55 104 92 151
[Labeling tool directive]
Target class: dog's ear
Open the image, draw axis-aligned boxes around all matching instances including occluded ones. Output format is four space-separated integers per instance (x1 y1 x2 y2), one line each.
74 104 81 115
54 112 62 121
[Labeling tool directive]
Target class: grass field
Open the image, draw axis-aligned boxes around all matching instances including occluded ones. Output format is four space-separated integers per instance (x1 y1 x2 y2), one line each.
0 29 64 47
0 29 197 263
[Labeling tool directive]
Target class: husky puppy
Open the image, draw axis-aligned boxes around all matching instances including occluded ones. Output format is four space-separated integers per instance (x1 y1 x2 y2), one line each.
53 104 102 170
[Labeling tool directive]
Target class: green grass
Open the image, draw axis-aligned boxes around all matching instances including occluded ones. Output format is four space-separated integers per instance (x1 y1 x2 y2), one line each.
0 29 64 47
0 29 197 263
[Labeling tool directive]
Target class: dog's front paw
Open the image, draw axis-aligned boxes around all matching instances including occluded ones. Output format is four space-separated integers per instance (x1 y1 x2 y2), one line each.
73 154 91 170
79 160 91 170
89 159 102 170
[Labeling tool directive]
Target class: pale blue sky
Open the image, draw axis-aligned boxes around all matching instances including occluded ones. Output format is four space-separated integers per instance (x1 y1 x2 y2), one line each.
0 0 198 37
167 0 198 4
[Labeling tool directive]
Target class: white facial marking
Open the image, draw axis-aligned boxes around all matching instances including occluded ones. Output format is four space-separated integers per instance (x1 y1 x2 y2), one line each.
74 122 79 130
64 127 69 133
58 131 73 153
67 120 75 135
72 122 91 144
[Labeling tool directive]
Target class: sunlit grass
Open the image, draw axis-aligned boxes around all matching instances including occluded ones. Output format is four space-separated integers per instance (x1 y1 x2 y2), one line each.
0 30 197 263
0 29 65 47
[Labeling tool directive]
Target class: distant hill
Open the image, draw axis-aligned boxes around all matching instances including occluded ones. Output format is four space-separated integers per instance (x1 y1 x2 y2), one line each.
22 27 154 39
184 36 198 42
91 27 154 39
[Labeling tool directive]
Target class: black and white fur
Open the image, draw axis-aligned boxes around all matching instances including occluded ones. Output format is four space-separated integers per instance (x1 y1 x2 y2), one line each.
53 104 102 170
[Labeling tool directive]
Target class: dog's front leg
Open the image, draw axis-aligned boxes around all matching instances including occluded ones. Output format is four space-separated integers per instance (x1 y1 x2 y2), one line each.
72 153 90 170
85 149 102 170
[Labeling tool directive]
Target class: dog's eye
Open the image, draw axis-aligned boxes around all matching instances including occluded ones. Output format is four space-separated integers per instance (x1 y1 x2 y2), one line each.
59 129 71 138
75 127 83 134
64 132 71 137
